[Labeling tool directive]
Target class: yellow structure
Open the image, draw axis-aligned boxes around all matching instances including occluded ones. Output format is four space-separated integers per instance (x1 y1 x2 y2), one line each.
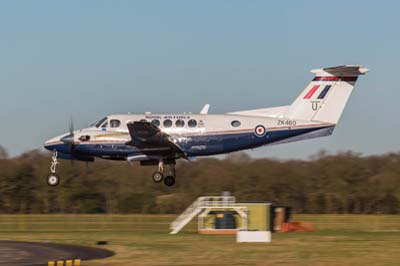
170 195 271 234
48 259 81 266
199 203 271 233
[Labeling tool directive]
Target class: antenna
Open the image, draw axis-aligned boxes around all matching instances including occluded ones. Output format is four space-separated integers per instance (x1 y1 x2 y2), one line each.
200 104 210 114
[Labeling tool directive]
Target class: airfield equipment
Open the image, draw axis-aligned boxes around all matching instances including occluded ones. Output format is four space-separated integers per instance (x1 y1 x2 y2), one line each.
170 195 271 234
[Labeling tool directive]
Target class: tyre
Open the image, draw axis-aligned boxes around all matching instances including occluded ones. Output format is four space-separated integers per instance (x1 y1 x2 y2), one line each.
46 173 60 187
152 171 164 183
164 175 175 187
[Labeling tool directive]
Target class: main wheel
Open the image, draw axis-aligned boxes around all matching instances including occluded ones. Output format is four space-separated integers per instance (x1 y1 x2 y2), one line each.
164 175 175 187
46 173 60 187
152 171 164 183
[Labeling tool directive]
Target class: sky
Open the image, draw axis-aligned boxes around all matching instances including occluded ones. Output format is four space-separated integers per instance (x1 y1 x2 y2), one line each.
0 0 399 159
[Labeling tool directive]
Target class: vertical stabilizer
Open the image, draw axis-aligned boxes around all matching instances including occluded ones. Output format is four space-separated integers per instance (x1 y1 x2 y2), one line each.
286 65 368 124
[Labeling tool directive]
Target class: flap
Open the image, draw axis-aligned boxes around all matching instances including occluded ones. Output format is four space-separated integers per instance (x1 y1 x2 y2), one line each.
126 121 185 156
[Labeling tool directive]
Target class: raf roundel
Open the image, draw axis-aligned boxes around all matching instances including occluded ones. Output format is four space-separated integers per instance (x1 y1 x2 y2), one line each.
254 125 266 137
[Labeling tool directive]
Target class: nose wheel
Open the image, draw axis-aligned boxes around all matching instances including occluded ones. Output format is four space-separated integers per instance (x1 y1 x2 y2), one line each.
47 173 60 187
47 151 60 187
152 161 176 187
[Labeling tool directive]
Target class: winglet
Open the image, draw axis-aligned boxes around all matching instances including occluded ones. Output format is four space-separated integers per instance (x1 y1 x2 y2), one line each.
200 104 210 114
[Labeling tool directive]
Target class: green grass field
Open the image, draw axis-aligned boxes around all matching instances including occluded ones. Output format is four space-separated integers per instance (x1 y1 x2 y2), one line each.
1 214 400 266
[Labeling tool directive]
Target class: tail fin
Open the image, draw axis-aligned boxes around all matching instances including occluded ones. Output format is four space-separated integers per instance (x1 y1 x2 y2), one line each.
286 65 368 124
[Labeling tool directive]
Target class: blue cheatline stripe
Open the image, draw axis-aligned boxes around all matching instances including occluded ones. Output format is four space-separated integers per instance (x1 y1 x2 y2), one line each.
317 85 332 99
45 125 333 158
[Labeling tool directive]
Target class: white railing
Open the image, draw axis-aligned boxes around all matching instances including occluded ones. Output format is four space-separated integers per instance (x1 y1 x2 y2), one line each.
170 196 236 234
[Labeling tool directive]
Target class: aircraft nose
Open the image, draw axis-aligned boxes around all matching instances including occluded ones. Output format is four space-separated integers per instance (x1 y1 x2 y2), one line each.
44 141 53 151
44 134 67 151
44 138 57 151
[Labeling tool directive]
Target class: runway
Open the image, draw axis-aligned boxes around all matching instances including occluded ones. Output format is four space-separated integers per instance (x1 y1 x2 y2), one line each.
0 241 114 266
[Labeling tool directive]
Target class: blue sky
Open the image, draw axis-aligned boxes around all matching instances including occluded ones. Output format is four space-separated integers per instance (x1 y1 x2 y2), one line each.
0 0 398 159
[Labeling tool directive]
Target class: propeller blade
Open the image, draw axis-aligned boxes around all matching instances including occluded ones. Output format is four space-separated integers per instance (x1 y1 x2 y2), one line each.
61 118 75 144
69 118 74 135
70 144 75 166
70 118 75 166
61 117 76 166
60 134 74 144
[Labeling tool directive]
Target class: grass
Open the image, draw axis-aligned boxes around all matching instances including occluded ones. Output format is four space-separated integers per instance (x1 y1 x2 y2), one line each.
1 214 400 266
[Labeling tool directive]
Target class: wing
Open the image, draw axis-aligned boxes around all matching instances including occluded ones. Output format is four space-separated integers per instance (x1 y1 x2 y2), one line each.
126 121 185 157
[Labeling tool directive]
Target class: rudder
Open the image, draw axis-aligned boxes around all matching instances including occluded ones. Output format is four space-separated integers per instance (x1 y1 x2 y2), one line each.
286 65 368 124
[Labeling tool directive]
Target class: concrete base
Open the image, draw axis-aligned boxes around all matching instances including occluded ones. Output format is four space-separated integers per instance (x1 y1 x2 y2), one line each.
237 231 271 243
199 229 238 235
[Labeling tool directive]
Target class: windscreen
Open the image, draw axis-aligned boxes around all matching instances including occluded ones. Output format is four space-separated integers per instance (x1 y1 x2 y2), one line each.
95 117 108 128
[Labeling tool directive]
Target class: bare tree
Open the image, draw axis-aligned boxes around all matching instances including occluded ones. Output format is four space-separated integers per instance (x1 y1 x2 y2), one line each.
0 146 8 160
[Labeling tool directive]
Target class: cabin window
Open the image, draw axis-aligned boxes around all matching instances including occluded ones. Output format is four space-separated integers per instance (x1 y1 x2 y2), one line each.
110 119 121 128
231 120 241 127
175 119 185 128
151 119 161 127
163 119 173 128
188 119 197 128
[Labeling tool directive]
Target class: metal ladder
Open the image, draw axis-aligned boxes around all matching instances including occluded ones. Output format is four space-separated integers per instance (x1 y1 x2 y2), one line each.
170 196 236 234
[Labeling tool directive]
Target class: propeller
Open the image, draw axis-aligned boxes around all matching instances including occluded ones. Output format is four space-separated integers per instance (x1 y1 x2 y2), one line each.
61 118 76 165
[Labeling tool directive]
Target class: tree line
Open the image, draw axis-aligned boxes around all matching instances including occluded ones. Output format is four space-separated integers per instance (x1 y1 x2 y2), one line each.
0 146 399 214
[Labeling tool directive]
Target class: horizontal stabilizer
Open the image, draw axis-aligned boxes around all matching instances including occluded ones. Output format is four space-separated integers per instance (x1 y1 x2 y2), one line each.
311 65 369 77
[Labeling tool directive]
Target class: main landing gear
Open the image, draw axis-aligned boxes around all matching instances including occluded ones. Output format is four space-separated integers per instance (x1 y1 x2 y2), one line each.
152 161 176 187
46 150 60 187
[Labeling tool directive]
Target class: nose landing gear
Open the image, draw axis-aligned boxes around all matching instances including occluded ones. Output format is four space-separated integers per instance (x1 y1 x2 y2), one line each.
47 151 60 187
151 161 176 187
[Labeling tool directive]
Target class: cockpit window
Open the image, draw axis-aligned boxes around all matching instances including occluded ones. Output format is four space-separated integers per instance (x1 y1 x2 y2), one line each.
95 117 108 128
110 119 121 128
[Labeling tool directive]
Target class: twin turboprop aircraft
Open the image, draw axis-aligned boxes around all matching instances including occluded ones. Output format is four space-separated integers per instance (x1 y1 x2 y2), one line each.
44 65 368 187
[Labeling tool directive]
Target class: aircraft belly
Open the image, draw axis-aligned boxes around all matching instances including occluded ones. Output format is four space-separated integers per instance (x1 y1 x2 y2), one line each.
181 132 264 156
181 126 330 156
78 143 139 156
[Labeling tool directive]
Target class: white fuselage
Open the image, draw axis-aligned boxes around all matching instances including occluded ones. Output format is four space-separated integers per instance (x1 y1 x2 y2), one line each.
44 113 334 161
